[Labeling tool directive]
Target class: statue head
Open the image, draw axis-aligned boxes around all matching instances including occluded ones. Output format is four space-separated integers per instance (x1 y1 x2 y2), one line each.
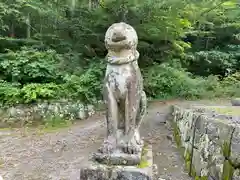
104 22 138 52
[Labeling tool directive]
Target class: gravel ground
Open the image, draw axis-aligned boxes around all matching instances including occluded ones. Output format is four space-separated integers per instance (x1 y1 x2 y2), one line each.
0 100 230 180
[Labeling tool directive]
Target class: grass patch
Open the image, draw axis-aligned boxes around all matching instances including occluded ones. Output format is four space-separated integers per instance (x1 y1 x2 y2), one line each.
0 127 12 131
207 107 240 116
0 116 72 135
42 116 72 132
195 176 208 180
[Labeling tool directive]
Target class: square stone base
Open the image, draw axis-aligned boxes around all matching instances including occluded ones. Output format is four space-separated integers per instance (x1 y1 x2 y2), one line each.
92 143 144 166
80 145 153 180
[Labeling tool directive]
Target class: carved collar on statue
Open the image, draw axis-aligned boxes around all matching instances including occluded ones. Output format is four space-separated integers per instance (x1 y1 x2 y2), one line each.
106 50 139 65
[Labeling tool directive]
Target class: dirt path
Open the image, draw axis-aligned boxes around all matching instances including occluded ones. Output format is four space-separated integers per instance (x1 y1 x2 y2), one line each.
0 100 230 180
0 112 106 180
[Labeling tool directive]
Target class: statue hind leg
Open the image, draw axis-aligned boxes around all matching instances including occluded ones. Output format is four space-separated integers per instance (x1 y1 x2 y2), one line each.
134 91 147 145
136 91 147 129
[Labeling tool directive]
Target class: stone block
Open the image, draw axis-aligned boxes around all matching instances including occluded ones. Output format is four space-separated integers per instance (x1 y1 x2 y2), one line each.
92 143 144 166
80 145 153 180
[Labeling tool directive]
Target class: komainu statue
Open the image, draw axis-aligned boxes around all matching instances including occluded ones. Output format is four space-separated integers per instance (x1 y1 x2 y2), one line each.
93 22 147 165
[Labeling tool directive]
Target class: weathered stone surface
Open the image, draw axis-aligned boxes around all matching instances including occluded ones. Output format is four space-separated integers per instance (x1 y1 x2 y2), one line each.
170 105 240 179
0 100 95 126
97 22 147 161
233 169 240 180
80 145 153 180
93 143 143 165
231 125 240 169
80 22 152 180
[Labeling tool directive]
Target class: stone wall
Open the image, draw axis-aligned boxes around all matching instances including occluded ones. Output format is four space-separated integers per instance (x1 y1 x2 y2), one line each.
0 100 96 127
169 105 240 179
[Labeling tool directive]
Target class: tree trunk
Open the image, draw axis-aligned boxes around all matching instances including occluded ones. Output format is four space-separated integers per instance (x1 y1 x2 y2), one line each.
89 0 99 10
26 13 31 39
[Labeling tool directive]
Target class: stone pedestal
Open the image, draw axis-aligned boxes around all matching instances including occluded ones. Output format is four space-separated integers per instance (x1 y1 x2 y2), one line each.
92 143 144 166
80 145 153 180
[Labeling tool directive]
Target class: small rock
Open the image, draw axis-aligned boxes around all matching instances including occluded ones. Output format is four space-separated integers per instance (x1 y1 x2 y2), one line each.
231 98 240 106
166 135 173 141
155 112 166 123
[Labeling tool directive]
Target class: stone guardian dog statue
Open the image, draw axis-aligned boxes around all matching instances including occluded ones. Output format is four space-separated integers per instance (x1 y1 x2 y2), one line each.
98 22 147 158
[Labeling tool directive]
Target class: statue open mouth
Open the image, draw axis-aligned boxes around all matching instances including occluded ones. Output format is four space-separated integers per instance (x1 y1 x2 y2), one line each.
111 32 127 42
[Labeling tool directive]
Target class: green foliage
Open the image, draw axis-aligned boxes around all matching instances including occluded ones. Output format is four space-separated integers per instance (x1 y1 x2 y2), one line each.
21 83 62 103
0 37 41 52
186 50 238 76
0 0 240 106
0 81 21 105
219 72 240 97
0 81 62 105
0 47 65 84
144 63 207 99
63 60 105 104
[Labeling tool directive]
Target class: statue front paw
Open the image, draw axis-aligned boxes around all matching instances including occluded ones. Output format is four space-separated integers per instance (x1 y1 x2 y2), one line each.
98 136 116 154
134 130 143 145
122 140 141 154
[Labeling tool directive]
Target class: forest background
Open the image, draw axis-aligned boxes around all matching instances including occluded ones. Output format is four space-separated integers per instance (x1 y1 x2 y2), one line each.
0 0 240 106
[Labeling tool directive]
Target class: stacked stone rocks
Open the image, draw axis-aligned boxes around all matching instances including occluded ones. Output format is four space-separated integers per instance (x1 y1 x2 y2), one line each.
170 104 240 179
0 100 95 127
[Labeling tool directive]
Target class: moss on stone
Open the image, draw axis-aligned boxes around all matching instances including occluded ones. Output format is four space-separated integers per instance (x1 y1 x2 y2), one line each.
195 176 208 180
137 144 149 168
185 160 191 172
172 122 182 147
171 112 208 180
222 141 231 158
172 121 197 178
191 164 197 177
184 149 192 173
137 159 149 168
185 149 191 162
221 138 234 179
222 160 234 180
184 143 208 179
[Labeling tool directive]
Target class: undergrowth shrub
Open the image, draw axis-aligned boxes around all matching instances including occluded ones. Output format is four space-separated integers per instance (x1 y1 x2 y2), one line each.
185 50 239 77
219 72 240 97
1 61 239 106
144 63 207 99
0 46 65 84
0 81 62 105
63 60 105 104
144 63 240 100
21 83 62 103
0 81 21 105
